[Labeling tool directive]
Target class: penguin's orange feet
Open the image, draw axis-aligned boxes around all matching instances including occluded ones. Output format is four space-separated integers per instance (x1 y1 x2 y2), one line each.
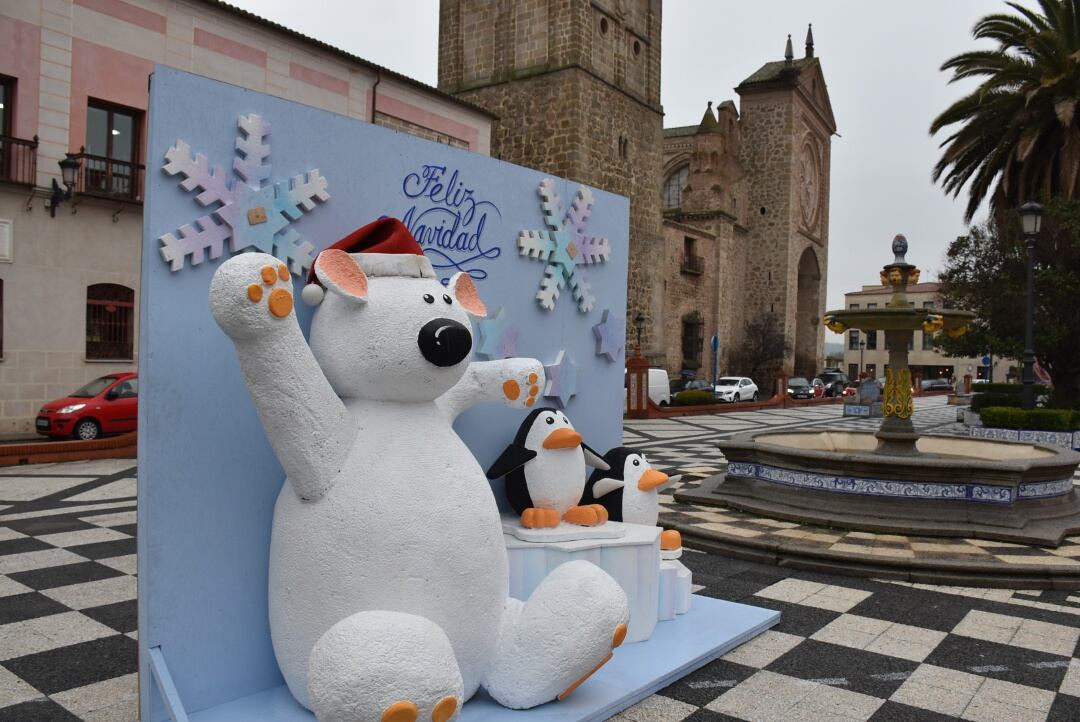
660 529 683 550
588 504 609 524
521 507 560 529
432 696 458 722
558 652 613 701
562 505 603 526
381 700 418 722
612 622 628 648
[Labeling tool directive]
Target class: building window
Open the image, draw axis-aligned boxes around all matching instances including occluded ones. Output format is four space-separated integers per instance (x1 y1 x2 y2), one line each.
848 329 860 350
923 301 934 308
849 303 859 310
0 76 12 137
84 100 142 198
86 283 134 360
618 136 629 159
848 363 859 379
866 363 876 378
0 278 4 359
923 330 935 351
663 165 689 209
681 313 704 371
865 330 877 350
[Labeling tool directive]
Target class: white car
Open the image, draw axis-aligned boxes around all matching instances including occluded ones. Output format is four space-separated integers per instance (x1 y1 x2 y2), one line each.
714 376 758 403
623 367 672 409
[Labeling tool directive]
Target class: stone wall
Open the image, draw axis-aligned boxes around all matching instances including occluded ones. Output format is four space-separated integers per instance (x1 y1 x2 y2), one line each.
374 112 469 149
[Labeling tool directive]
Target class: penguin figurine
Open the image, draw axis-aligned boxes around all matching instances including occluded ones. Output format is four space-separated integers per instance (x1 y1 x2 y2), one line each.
582 447 684 551
486 407 612 529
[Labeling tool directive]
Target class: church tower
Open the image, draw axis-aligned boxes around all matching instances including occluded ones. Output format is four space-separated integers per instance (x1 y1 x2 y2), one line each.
438 0 664 351
736 27 835 377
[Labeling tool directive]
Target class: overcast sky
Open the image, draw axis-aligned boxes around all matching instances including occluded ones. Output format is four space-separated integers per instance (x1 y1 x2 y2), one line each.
231 0 1001 311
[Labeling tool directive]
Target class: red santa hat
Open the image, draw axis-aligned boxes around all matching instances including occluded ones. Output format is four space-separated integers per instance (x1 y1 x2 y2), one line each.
302 217 431 305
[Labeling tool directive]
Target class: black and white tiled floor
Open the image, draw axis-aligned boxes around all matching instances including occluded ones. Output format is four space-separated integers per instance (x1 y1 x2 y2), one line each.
1 400 1078 720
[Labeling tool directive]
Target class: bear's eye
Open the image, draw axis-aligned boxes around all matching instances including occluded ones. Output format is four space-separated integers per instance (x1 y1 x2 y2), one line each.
545 416 555 425
423 294 435 304
632 459 641 466
443 294 453 304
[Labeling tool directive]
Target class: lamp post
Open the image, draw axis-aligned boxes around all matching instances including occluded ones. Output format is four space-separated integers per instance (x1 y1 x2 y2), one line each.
859 339 865 378
1019 201 1043 410
50 154 81 218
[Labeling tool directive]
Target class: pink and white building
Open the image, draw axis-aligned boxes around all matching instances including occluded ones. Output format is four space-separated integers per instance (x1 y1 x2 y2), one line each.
0 0 494 433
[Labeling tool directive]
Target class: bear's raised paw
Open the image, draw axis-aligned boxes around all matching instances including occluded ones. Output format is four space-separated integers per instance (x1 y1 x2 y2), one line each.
211 253 299 340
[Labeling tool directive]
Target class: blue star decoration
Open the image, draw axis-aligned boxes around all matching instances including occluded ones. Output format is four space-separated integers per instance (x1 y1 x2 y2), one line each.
475 308 520 359
518 178 612 313
158 114 329 276
592 309 626 362
544 350 579 408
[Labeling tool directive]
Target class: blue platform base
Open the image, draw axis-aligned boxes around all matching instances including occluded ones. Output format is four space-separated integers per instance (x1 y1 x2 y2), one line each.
188 595 778 722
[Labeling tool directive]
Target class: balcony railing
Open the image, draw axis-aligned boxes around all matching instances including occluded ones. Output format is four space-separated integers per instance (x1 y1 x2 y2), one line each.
680 254 705 275
71 149 145 203
0 134 38 186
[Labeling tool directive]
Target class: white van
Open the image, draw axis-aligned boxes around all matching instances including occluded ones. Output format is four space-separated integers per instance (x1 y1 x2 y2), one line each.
623 367 672 410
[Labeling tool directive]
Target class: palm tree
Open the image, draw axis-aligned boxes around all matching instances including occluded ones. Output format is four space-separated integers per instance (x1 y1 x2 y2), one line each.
931 0 1080 221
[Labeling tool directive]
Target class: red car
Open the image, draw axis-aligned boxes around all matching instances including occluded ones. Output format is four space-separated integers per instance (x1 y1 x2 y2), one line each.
36 373 138 440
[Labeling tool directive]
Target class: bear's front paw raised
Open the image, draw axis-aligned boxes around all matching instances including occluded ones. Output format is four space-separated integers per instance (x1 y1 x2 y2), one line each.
210 252 297 340
499 359 545 409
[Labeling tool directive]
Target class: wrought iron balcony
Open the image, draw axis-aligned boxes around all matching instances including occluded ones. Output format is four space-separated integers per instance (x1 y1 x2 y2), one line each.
680 253 705 275
0 134 38 186
71 149 145 203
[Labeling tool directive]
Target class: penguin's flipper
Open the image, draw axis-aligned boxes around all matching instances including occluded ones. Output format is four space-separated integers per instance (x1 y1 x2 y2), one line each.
486 444 537 479
591 477 625 498
582 443 611 471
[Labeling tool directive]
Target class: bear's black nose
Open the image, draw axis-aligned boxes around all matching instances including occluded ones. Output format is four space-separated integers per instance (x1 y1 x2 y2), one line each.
418 318 472 367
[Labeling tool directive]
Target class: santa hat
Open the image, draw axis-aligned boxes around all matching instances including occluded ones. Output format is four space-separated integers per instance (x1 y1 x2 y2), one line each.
302 217 435 305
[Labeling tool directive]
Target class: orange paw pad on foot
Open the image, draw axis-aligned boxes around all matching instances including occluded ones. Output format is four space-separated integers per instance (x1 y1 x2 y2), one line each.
525 397 536 407
381 700 418 722
562 505 602 526
260 265 278 285
559 652 613 701
268 288 293 318
503 379 521 401
612 623 628 648
660 529 682 550
521 507 560 529
432 696 458 722
528 372 539 384
247 284 263 302
277 263 289 281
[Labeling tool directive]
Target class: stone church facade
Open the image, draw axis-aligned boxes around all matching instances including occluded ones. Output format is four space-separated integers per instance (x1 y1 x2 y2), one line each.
438 1 834 382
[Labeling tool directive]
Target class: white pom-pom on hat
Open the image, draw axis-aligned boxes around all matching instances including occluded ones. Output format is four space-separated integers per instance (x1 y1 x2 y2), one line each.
301 283 325 306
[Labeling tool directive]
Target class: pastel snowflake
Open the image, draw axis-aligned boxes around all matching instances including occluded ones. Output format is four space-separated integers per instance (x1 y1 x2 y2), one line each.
518 178 611 313
158 114 329 276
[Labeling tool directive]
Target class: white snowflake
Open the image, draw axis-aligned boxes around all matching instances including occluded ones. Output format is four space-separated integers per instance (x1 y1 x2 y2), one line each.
518 178 611 313
158 114 329 275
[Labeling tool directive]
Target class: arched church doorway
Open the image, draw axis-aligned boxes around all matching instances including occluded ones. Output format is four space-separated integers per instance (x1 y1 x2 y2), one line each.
794 247 821 378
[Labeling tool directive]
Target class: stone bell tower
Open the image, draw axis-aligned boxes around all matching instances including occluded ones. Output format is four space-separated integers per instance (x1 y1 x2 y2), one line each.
438 0 664 353
736 26 835 377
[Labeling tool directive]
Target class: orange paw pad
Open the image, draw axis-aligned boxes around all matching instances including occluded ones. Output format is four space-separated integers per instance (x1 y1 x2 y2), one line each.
277 263 289 281
559 652 612 701
528 384 540 398
612 623 628 648
528 372 539 384
247 284 263 302
260 265 277 285
382 701 418 722
525 397 535 407
432 696 458 722
503 379 521 401
268 288 293 318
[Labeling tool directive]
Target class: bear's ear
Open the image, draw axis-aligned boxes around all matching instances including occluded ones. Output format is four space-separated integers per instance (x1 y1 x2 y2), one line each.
449 272 487 317
314 249 368 303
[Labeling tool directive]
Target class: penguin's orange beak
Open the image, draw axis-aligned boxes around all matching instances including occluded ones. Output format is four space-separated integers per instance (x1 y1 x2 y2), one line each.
543 428 583 449
638 469 668 491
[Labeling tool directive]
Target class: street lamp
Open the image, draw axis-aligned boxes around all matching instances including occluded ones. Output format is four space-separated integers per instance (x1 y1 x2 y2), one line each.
633 312 646 355
50 154 81 218
859 339 865 378
1019 201 1043 410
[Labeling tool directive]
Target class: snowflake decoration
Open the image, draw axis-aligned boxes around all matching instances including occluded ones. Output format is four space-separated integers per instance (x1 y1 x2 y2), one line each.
158 114 329 276
518 178 611 313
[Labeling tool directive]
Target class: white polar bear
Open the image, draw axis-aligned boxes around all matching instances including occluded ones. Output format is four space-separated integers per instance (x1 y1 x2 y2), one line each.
209 228 629 722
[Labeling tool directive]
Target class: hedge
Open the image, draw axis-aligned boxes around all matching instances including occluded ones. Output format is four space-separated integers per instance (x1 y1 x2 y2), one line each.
674 389 718 406
971 393 1023 412
980 406 1079 431
973 383 1047 395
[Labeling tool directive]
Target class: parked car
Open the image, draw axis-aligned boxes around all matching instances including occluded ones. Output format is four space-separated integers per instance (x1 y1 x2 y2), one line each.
787 377 814 400
715 376 758 403
680 379 715 396
811 378 826 398
921 378 954 392
36 373 138 441
814 371 848 397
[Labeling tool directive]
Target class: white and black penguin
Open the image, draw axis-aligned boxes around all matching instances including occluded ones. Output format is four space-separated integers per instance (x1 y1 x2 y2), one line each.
486 407 611 529
581 447 683 550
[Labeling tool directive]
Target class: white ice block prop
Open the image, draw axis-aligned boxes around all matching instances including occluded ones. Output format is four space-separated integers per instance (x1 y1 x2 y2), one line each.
505 520 660 643
658 559 693 621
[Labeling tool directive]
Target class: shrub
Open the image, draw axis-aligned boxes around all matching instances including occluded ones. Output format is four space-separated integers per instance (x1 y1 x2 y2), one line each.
980 406 1078 431
674 389 717 406
971 392 1023 412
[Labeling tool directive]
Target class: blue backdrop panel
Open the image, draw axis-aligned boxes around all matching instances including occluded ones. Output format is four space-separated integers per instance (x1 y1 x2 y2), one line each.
138 67 629 720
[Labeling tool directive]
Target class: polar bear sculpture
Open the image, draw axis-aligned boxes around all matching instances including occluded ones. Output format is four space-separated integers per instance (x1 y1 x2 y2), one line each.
209 219 629 722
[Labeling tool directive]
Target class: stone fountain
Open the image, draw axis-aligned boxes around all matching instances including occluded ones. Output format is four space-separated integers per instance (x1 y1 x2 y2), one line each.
677 236 1080 546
